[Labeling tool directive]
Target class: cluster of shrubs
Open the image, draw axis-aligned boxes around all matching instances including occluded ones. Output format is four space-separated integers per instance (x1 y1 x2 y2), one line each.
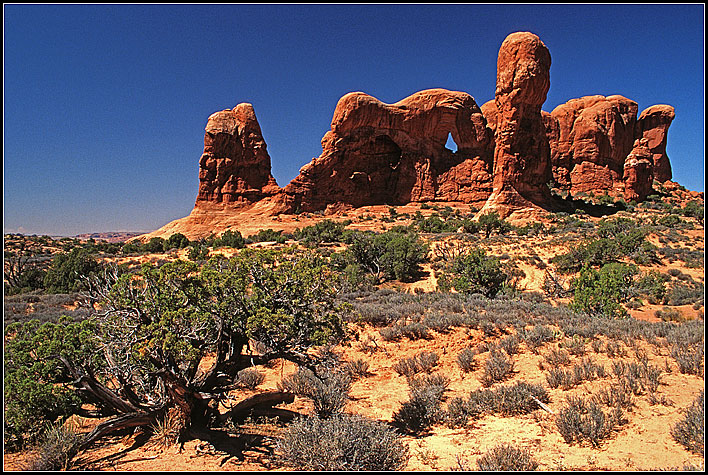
551 217 657 274
671 391 704 455
545 357 606 390
393 373 450 433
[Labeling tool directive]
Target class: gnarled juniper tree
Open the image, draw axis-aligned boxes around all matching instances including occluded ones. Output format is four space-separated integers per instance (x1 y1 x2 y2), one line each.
5 248 346 449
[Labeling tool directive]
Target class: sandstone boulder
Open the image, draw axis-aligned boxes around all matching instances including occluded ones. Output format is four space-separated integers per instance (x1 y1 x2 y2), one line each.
281 88 493 212
196 103 280 205
636 104 675 182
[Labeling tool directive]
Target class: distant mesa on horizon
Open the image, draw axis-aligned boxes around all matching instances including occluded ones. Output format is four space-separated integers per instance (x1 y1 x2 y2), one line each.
142 31 689 241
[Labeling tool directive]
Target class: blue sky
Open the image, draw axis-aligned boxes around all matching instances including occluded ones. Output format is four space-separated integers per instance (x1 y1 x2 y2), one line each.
3 4 705 236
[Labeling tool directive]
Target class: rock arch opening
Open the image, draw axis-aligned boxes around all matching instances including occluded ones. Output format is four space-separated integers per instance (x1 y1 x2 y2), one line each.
445 132 458 153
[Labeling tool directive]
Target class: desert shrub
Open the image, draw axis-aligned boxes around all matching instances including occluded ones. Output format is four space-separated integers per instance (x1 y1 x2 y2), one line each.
445 397 476 428
280 367 351 418
437 248 508 298
393 380 445 434
594 381 635 409
457 348 477 373
682 200 704 224
4 317 99 448
408 373 450 401
478 211 513 238
415 214 461 234
343 230 428 283
560 336 586 356
416 351 440 373
26 424 82 471
393 356 422 378
545 367 575 390
543 347 571 366
498 334 521 355
248 228 288 243
343 358 370 380
237 368 266 390
163 233 191 251
556 395 625 447
399 322 431 340
671 344 704 376
477 443 539 471
296 219 349 245
604 340 626 358
468 381 550 416
671 391 704 455
657 214 682 228
392 351 440 378
570 263 638 318
611 360 663 395
522 324 557 353
213 229 245 249
666 281 704 307
43 247 101 293
655 307 686 322
571 357 606 384
633 271 670 304
421 312 466 333
379 325 403 342
480 349 514 387
277 413 409 470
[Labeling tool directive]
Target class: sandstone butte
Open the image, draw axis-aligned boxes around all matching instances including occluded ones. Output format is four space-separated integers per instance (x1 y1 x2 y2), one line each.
143 31 680 240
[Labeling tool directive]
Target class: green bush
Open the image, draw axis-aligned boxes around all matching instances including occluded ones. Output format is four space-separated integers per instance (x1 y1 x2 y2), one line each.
277 414 409 470
163 233 191 251
478 211 513 238
213 229 245 249
43 248 101 293
4 317 100 448
437 248 508 298
343 230 428 283
296 219 350 245
682 200 704 224
570 263 638 318
142 237 166 253
248 228 288 243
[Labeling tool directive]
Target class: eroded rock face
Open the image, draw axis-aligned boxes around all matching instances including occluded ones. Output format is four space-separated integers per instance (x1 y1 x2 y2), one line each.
548 95 639 196
196 103 280 205
281 88 493 211
480 32 553 217
636 105 675 182
623 138 655 201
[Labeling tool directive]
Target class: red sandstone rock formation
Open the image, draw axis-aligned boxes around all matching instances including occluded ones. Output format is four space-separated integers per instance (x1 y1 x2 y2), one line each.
479 32 553 218
196 103 280 206
623 138 655 202
548 95 639 196
281 88 493 212
636 104 675 182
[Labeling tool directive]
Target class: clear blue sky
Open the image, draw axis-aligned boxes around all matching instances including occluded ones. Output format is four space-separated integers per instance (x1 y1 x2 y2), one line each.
4 4 705 236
